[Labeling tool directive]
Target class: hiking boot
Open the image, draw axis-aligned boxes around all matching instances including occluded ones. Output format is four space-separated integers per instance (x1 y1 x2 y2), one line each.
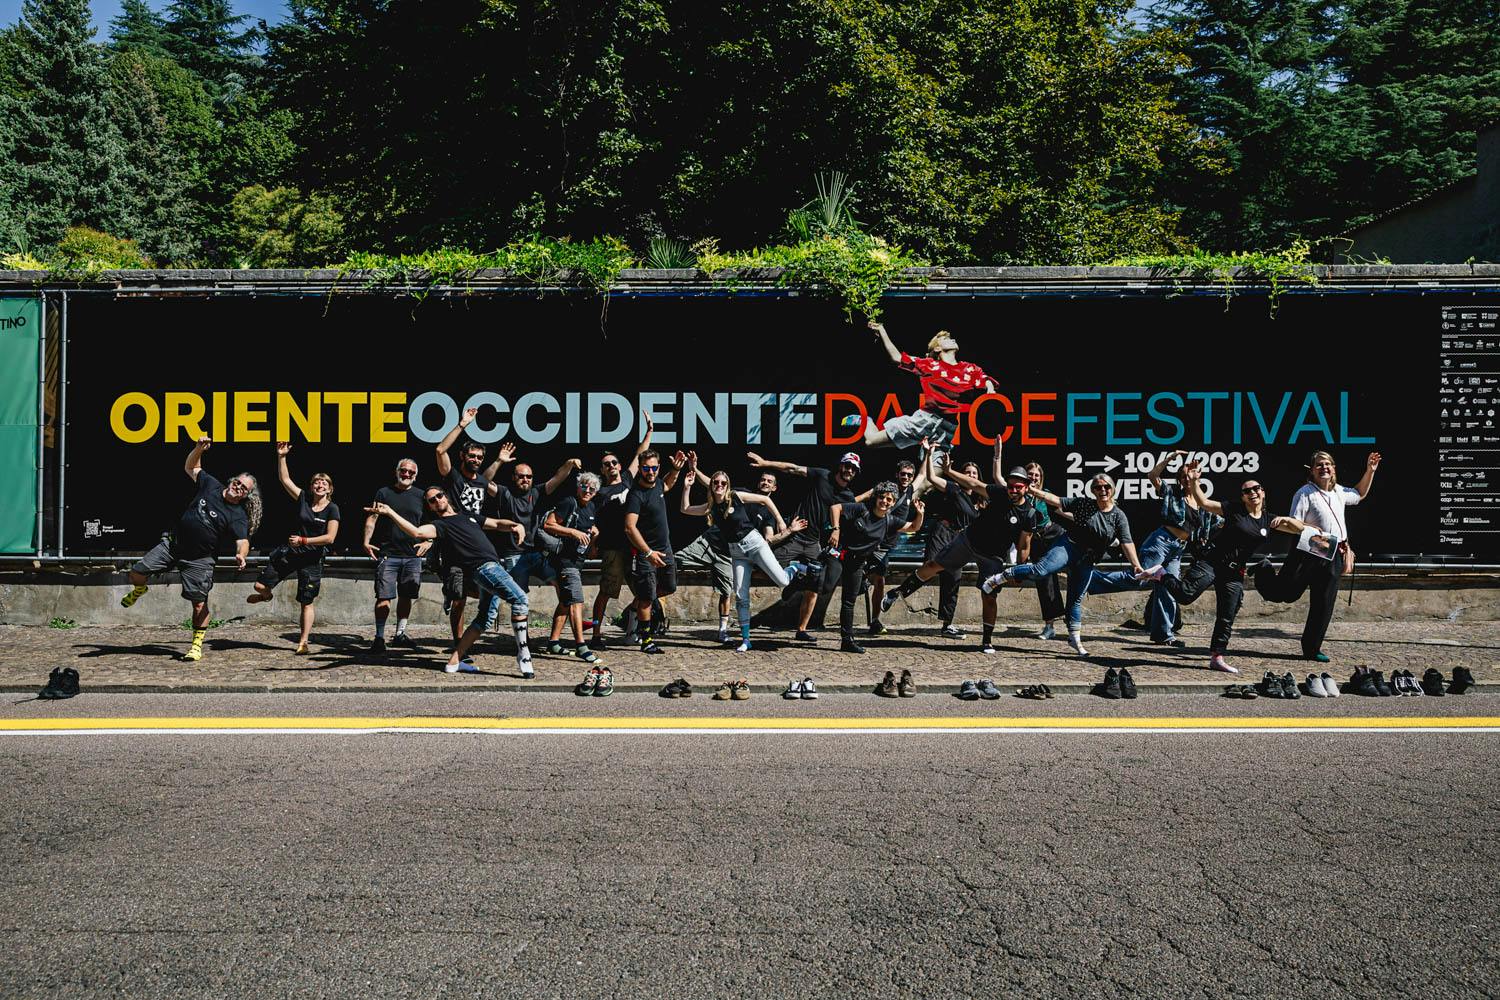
898 669 916 698
1371 670 1393 697
56 667 79 699
876 671 899 698
1449 666 1475 695
731 679 750 701
1282 672 1301 699
1349 668 1379 697
38 667 64 700
1421 668 1447 697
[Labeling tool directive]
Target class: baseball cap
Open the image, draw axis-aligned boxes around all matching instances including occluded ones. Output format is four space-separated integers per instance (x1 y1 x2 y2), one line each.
840 452 862 470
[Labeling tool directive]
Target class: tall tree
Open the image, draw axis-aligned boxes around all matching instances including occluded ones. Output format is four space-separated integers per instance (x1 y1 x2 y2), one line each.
163 0 261 102
109 0 173 59
0 0 125 249
106 50 197 262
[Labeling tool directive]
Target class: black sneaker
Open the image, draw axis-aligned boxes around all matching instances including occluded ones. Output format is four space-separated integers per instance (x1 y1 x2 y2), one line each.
390 632 415 648
1421 668 1447 697
442 598 453 617
840 637 867 654
49 667 79 700
794 630 816 642
1258 671 1282 698
641 641 665 655
1099 667 1123 699
939 625 965 639
867 619 888 636
37 667 63 700
1119 667 1138 700
1348 669 1377 697
1371 670 1393 697
370 636 387 655
1449 666 1475 695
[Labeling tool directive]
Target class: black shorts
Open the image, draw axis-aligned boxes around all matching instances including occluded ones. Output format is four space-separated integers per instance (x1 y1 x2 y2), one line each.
257 545 325 605
629 551 678 603
773 534 823 565
443 565 478 603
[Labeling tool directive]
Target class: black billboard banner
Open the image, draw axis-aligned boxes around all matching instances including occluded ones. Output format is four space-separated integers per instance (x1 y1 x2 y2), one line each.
59 289 1500 561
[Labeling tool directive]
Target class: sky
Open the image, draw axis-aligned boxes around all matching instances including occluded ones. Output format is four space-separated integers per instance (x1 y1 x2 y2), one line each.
0 0 288 33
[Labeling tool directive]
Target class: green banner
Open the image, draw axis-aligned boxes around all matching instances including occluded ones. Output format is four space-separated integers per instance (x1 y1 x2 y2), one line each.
0 297 40 553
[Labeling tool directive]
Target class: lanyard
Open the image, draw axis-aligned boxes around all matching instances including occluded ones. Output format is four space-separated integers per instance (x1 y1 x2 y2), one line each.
1312 488 1350 552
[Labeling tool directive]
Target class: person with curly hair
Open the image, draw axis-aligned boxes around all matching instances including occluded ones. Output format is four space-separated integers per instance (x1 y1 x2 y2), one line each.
246 442 341 655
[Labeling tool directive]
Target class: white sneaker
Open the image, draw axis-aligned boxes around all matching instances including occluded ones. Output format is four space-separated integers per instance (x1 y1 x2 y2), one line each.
1306 673 1328 697
1068 633 1088 657
1038 623 1056 640
800 678 819 700
782 679 804 699
879 591 900 614
1321 672 1341 697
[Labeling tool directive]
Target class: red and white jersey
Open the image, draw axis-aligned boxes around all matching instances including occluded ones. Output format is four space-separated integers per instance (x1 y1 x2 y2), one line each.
899 352 991 415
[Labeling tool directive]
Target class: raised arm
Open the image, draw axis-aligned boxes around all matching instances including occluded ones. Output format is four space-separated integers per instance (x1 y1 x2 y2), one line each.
990 431 1005 486
746 451 808 477
867 320 903 364
900 498 926 534
1028 483 1063 510
628 410 654 479
1354 451 1382 497
435 407 477 477
366 502 438 541
923 440 948 491
1185 464 1222 516
546 457 582 495
185 436 210 481
662 450 686 493
275 442 302 500
481 440 517 485
1148 449 1188 490
680 458 711 516
946 462 994 500
766 516 808 546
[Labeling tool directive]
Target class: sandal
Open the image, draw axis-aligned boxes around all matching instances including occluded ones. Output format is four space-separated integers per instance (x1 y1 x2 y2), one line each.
1223 684 1243 699
660 679 686 698
1038 684 1053 699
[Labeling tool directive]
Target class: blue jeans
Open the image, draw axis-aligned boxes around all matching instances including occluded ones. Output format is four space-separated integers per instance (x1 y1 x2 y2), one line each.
1085 527 1184 641
1009 535 1096 630
499 550 553 592
471 561 529 633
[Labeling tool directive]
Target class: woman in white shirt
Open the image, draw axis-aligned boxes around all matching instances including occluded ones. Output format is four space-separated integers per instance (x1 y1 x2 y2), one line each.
1255 450 1381 663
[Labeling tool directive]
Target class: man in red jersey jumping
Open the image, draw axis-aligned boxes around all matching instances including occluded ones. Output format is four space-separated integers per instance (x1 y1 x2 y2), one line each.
843 320 995 457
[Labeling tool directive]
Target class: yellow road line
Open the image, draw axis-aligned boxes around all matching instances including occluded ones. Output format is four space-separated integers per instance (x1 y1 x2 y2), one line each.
1 716 1499 732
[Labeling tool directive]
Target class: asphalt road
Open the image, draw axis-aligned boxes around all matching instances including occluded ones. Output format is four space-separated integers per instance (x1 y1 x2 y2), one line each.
3 694 1498 999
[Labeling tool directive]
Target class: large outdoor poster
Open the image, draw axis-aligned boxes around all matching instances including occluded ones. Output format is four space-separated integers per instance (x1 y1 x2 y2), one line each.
58 289 1500 561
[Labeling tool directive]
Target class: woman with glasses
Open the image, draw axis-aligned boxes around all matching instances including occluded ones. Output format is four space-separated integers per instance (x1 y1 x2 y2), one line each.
681 454 803 652
1021 462 1066 640
366 488 530 675
120 436 263 663
985 472 1145 656
245 442 340 655
542 472 605 665
1138 467 1313 673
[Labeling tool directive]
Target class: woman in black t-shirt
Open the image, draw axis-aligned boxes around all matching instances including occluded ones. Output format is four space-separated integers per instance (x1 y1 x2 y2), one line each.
682 455 804 652
1137 465 1310 673
247 442 341 655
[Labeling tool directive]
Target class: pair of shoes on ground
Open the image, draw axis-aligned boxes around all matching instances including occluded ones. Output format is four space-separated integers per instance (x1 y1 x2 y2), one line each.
876 669 916 698
547 640 599 664
1222 684 1260 699
1016 684 1053 700
574 666 614 697
1410 666 1475 696
659 678 693 698
1256 671 1302 699
957 678 1001 700
38 666 80 700
1346 666 1409 697
369 632 417 656
713 679 750 701
1302 672 1342 697
782 678 820 699
1095 667 1138 699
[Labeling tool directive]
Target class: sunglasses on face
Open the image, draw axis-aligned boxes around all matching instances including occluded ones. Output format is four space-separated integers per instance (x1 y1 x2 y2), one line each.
602 459 620 466
1242 485 1264 494
1092 484 1113 492
711 481 729 488
397 468 417 477
514 474 534 481
424 495 443 505
641 465 660 473
228 480 251 493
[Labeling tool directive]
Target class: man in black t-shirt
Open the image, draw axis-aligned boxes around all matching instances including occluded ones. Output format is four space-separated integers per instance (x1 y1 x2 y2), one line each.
748 449 861 641
362 456 431 654
367 487 532 675
491 453 582 592
122 437 258 663
824 484 925 653
622 448 684 654
435 407 507 646
588 411 655 647
854 458 920 636
1138 467 1310 673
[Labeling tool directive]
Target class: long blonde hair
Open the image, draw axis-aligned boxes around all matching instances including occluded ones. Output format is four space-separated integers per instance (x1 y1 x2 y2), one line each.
705 471 735 524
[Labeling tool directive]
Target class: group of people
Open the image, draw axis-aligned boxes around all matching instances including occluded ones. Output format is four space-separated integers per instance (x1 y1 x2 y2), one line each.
120 320 1380 676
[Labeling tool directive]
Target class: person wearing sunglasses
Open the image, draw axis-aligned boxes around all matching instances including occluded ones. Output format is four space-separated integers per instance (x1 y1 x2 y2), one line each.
623 449 686 654
362 457 429 655
855 458 925 636
1138 466 1313 673
245 442 341 656
746 450 861 641
985 471 1144 657
589 410 655 648
366 488 529 675
434 407 508 648
487 447 584 619
679 453 804 652
120 436 262 663
882 435 1038 653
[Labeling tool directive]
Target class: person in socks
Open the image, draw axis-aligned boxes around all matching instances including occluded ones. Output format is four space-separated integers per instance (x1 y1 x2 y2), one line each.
245 442 341 655
120 436 261 662
1022 462 1066 640
434 408 506 651
366 488 531 675
1138 465 1313 673
623 449 685 654
882 434 1037 653
589 411 655 647
856 458 925 636
362 457 430 655
826 484 925 653
542 472 602 665
680 453 805 652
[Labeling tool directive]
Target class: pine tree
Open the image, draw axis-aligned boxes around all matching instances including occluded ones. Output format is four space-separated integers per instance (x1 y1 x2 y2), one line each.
162 0 261 102
0 0 126 250
106 50 198 263
109 0 173 59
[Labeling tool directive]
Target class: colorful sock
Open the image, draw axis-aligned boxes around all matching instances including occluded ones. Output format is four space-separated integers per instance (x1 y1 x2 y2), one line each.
395 618 408 636
638 619 653 645
375 620 387 639
191 628 206 651
121 583 148 608
740 619 751 643
512 615 533 670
